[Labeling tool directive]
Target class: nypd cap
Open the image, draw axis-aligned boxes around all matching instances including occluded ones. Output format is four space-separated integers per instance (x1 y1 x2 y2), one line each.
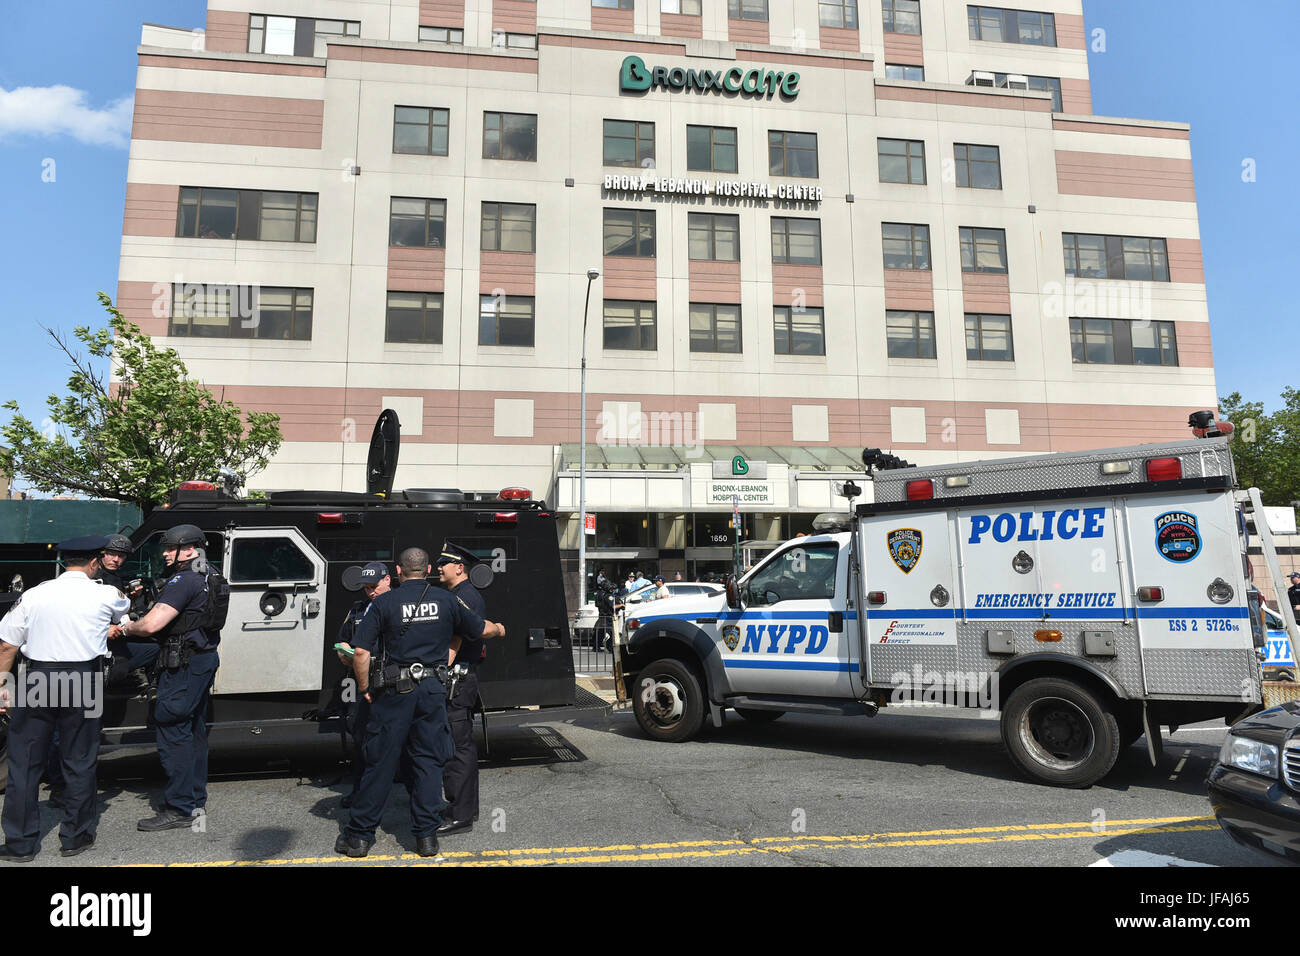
437 542 478 568
359 561 390 583
104 533 134 554
160 524 205 547
57 535 110 556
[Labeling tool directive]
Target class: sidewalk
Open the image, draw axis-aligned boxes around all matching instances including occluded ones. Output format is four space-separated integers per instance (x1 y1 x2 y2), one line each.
575 674 620 705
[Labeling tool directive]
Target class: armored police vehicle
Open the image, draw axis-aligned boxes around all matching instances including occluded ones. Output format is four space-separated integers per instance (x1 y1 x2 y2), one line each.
0 412 581 776
618 429 1281 788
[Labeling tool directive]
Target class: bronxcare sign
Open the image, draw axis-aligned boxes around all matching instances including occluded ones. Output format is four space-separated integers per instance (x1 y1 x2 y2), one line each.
620 54 800 99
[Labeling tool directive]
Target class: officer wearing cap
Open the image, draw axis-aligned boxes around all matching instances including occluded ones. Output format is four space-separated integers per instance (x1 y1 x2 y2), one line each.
437 542 490 836
1287 572 1300 619
336 547 504 859
98 535 159 693
0 535 129 861
335 561 391 807
114 524 220 832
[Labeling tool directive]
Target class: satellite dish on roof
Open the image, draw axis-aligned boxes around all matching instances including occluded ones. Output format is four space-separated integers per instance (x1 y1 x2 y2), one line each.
366 409 401 497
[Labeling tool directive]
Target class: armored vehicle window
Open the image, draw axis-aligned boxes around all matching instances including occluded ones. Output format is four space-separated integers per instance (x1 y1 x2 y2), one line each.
230 536 315 583
317 538 394 563
744 543 839 606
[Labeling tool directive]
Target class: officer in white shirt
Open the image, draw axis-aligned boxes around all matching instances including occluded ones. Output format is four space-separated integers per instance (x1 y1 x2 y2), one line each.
0 535 130 862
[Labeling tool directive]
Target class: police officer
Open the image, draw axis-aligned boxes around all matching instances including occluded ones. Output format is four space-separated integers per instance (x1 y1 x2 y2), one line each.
1287 572 1300 619
335 561 391 807
0 536 129 861
336 547 504 859
99 535 159 692
114 524 220 831
437 542 491 837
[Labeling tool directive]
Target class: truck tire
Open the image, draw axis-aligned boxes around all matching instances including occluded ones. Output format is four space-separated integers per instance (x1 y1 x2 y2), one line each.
735 708 784 724
1001 677 1121 788
632 658 705 743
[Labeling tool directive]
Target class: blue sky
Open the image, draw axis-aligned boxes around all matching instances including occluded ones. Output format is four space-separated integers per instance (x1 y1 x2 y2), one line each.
0 0 1294 449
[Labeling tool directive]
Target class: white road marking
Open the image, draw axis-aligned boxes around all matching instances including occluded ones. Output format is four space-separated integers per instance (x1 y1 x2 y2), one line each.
1089 849 1214 868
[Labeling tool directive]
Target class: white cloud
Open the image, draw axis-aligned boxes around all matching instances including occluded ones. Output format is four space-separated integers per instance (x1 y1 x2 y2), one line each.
0 85 134 148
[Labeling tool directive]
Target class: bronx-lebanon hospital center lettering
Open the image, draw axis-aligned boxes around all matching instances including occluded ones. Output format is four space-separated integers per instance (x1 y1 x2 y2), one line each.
620 54 800 99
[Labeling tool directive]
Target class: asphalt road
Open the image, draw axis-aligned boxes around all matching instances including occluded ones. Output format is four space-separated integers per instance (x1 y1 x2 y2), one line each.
5 705 1288 868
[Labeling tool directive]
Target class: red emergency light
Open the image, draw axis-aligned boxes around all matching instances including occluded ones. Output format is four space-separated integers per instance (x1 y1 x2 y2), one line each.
1137 586 1164 602
906 480 934 501
499 487 532 501
1145 458 1182 482
178 481 216 491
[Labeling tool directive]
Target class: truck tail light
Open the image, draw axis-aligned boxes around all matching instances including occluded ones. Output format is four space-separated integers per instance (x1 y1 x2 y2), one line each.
1145 457 1182 481
906 480 933 501
494 512 518 524
627 618 641 631
867 590 887 605
1137 586 1164 602
1034 630 1063 643
499 487 532 501
317 513 343 524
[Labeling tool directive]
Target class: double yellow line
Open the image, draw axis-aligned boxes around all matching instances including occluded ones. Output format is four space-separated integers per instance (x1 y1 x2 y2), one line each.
126 814 1217 867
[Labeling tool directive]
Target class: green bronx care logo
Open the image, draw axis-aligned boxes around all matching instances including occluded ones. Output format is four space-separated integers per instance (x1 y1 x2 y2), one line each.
620 54 800 99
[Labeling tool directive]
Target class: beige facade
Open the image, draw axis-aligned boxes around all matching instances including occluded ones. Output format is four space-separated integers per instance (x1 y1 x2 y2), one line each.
119 0 1217 544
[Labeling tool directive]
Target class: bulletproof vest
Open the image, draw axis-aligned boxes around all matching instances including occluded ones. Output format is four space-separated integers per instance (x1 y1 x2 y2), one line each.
171 568 231 640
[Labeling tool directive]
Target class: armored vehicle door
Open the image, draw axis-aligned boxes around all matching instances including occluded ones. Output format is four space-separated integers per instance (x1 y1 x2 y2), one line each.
214 527 327 695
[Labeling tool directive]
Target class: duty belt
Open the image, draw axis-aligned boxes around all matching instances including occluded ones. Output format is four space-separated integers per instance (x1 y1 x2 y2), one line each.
396 662 445 683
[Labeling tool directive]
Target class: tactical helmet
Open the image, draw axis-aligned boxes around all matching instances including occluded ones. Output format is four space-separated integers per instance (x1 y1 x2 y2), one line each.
104 534 133 554
160 524 206 548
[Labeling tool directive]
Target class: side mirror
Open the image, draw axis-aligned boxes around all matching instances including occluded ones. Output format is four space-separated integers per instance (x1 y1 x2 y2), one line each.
725 574 742 610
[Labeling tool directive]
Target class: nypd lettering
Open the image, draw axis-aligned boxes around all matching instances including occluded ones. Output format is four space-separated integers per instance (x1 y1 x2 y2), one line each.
887 528 922 574
737 623 830 655
1155 511 1201 563
401 602 441 622
973 591 1117 609
967 508 1106 544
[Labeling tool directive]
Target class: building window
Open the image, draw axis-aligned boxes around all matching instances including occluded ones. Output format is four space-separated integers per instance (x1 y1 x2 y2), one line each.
688 213 740 262
690 303 742 353
483 112 537 161
479 295 535 347
959 226 1008 274
176 188 317 242
989 73 1061 111
603 120 655 168
1063 234 1170 281
964 313 1014 361
769 130 818 178
594 0 634 7
967 6 1056 46
603 300 657 350
954 144 1002 189
662 0 701 12
775 307 825 355
878 138 926 184
771 218 822 265
819 0 859 29
170 284 313 340
885 64 924 80
729 0 768 20
492 31 537 49
886 310 936 358
248 15 359 57
418 26 464 44
481 202 536 253
881 223 930 270
386 292 443 344
882 0 921 33
1070 318 1178 366
687 125 738 173
389 198 446 248
603 208 656 257
393 106 449 156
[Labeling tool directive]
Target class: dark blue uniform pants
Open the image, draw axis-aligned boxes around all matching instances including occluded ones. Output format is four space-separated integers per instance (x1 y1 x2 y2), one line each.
444 671 480 821
346 679 452 841
154 650 218 816
2 662 102 855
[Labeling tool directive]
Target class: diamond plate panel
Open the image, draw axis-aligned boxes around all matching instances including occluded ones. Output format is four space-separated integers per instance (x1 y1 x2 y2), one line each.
956 621 1145 697
872 439 1234 503
1143 648 1258 698
869 644 957 685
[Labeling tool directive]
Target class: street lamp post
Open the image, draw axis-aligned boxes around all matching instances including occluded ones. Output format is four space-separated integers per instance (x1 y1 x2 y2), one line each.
578 268 600 612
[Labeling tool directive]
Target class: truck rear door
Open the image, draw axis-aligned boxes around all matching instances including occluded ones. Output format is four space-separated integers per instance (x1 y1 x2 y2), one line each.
215 527 327 695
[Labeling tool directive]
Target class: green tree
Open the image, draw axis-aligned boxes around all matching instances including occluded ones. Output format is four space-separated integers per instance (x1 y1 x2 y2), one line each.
0 292 281 508
1218 389 1299 506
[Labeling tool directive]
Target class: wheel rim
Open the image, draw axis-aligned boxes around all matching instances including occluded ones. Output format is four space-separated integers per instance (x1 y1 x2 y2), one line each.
642 675 686 728
1019 696 1095 771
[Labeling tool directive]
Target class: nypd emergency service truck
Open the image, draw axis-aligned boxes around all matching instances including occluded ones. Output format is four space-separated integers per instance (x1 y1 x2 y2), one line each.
617 437 1268 788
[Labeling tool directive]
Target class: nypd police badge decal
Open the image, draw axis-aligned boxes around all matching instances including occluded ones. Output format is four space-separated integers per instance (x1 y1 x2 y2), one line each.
887 528 923 574
1155 511 1200 563
722 624 741 651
